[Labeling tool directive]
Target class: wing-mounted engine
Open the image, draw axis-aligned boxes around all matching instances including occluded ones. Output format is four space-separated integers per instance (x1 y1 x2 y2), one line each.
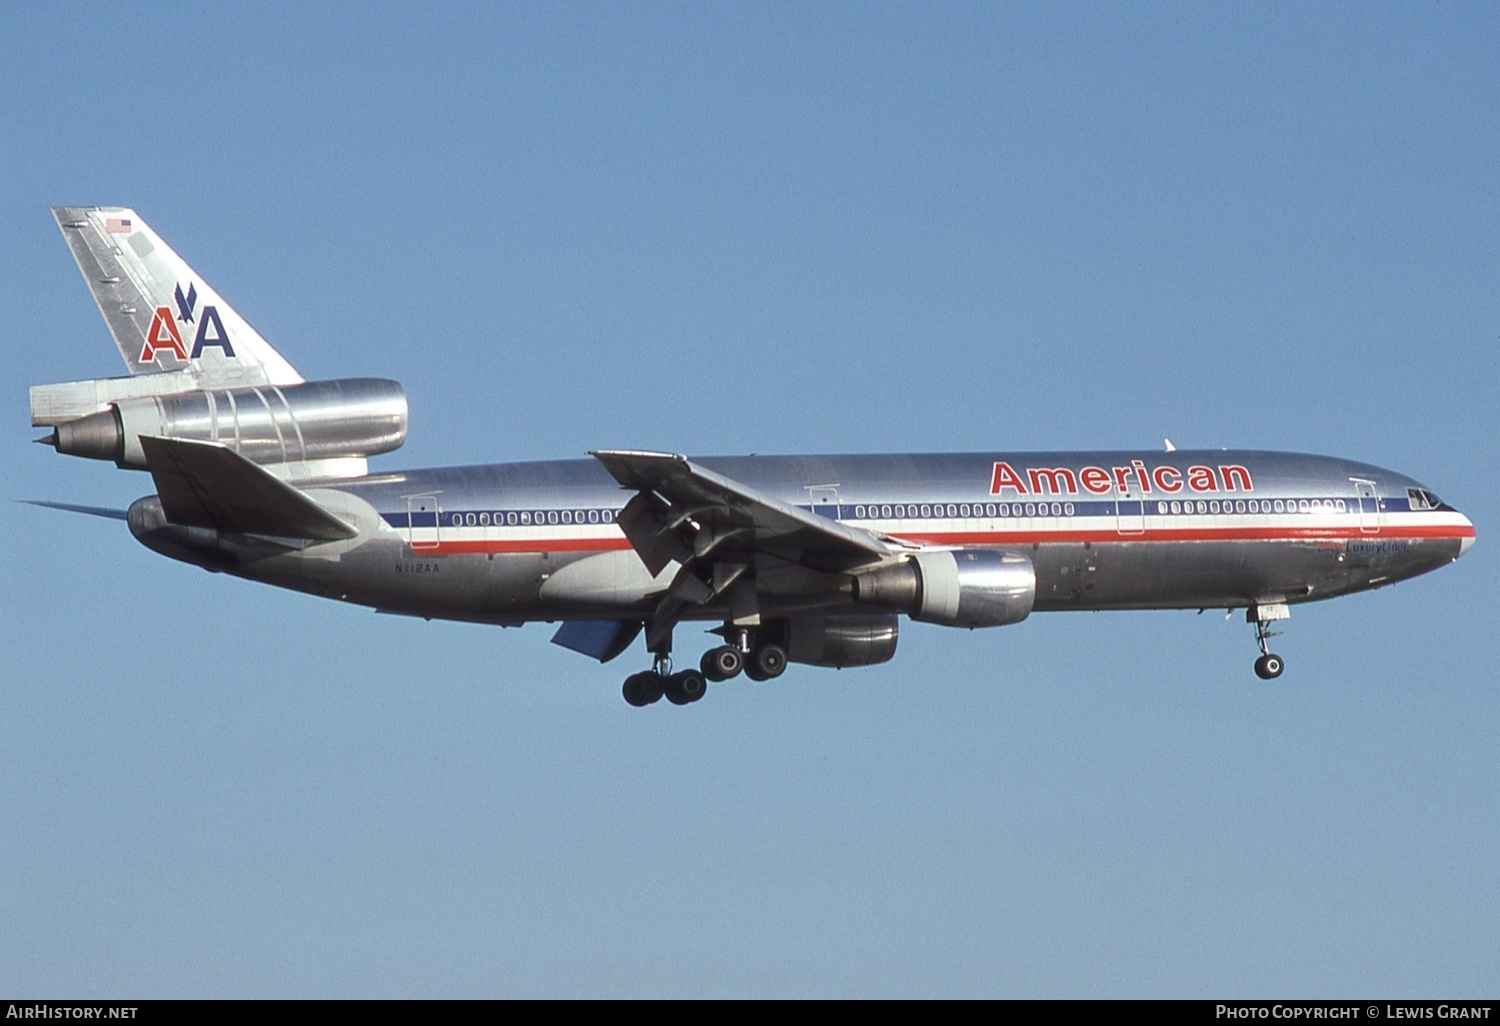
33 377 408 480
781 614 900 668
851 548 1036 628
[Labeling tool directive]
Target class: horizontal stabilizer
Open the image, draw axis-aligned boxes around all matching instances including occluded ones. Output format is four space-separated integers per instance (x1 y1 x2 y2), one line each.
140 435 356 541
18 499 129 521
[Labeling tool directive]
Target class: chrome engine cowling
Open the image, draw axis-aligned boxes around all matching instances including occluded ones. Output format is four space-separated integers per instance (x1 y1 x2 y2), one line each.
851 549 1035 628
783 614 900 668
49 377 408 471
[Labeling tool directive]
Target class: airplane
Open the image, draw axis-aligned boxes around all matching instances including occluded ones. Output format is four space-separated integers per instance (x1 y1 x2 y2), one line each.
28 207 1477 707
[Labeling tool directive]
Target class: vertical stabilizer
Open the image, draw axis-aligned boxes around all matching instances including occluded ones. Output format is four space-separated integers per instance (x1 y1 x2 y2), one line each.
52 207 302 389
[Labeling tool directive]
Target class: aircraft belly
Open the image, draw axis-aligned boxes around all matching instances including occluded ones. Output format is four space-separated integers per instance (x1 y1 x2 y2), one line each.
1032 539 1353 611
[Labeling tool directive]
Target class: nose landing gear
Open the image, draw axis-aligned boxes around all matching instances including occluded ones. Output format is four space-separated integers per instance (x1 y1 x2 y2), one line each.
1247 603 1289 680
1254 652 1285 680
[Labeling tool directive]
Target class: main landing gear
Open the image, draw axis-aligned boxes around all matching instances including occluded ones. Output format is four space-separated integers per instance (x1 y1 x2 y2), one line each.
1247 603 1289 680
622 655 708 707
621 629 789 707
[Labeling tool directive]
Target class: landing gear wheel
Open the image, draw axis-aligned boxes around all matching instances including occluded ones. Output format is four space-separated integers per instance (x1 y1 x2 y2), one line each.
664 669 708 705
748 644 787 681
1254 653 1285 680
623 671 665 707
701 645 744 682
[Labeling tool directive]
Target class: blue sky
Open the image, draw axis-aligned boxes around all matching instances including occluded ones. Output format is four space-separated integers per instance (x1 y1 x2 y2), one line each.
2 2 1496 997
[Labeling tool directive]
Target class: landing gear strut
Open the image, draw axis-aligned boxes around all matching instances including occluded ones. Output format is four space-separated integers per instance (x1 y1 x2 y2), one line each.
1247 603 1288 680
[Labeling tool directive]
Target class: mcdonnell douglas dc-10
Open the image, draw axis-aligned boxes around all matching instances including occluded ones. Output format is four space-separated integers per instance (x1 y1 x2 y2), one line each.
29 208 1476 706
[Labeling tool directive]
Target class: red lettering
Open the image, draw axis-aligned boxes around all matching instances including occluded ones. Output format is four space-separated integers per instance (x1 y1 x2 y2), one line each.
1132 459 1150 493
1112 466 1132 494
1152 466 1183 492
1080 467 1112 494
990 461 1028 495
1027 467 1078 495
141 307 188 362
1187 466 1218 492
1219 464 1253 491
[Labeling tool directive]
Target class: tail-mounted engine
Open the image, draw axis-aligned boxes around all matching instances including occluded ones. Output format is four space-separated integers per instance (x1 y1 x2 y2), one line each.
850 548 1036 628
33 377 408 477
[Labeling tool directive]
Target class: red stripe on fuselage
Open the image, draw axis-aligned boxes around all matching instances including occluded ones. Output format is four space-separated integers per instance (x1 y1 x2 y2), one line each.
406 523 1472 555
416 537 632 555
891 524 1475 546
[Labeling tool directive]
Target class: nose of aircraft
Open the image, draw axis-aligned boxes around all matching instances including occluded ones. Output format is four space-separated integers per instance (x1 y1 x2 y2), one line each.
1456 510 1476 558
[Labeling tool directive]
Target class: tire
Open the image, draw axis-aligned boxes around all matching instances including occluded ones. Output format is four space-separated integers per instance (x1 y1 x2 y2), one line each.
1254 653 1285 680
752 644 787 680
639 671 666 703
701 645 743 681
622 672 652 707
665 670 706 705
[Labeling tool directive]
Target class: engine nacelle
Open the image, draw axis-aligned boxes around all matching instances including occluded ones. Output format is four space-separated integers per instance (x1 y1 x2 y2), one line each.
782 614 900 668
851 549 1035 628
46 378 408 473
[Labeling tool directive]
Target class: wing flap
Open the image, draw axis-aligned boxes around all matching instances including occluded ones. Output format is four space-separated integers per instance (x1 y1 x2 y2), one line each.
591 450 897 653
140 435 357 541
591 450 890 569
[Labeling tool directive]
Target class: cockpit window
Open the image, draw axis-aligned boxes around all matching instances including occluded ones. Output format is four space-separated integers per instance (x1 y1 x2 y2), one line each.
1407 488 1443 510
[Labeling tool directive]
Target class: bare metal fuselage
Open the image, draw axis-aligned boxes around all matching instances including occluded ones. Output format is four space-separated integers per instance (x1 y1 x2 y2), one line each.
128 448 1472 627
35 208 1475 692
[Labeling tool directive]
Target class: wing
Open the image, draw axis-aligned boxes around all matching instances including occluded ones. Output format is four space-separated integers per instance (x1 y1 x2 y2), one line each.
590 450 901 650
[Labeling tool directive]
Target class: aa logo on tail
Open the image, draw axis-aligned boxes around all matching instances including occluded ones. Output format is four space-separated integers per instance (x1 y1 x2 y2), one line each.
141 282 235 363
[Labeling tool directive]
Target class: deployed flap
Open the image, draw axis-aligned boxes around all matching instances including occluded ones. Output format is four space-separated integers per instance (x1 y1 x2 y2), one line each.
591 450 896 654
140 436 356 541
53 207 302 388
550 620 643 663
590 450 891 570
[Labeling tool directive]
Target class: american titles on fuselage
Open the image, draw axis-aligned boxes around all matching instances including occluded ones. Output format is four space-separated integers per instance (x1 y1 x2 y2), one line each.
990 459 1252 497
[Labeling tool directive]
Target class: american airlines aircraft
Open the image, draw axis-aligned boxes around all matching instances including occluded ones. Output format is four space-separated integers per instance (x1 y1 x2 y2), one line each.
30 208 1477 706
